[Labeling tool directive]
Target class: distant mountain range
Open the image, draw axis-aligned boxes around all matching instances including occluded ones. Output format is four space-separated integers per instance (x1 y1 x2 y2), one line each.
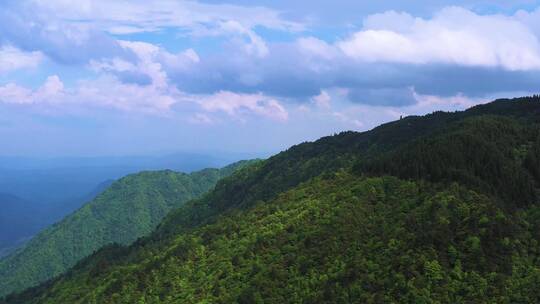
0 151 261 205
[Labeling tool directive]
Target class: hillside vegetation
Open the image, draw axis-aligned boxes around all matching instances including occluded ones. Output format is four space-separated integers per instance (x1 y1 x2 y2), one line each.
4 96 540 303
0 161 253 297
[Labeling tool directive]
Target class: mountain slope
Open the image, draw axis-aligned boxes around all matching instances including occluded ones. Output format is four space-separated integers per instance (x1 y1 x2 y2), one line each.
8 174 540 303
0 161 254 297
4 96 540 303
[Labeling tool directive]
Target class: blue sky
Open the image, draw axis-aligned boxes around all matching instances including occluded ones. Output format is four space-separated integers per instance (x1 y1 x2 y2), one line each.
1 0 540 157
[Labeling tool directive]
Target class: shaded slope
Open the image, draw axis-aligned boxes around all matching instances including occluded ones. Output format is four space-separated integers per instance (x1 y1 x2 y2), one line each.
0 161 254 297
359 115 540 209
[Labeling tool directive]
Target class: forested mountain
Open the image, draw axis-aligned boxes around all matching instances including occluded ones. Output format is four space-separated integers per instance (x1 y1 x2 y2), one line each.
4 96 540 303
0 161 253 298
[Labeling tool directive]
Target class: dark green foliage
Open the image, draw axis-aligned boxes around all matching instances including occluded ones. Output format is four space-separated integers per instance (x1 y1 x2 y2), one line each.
0 161 254 297
358 115 540 209
4 96 540 303
524 135 540 182
6 174 540 303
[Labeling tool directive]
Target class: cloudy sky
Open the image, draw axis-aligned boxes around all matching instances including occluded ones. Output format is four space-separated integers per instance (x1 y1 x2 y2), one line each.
1 0 540 157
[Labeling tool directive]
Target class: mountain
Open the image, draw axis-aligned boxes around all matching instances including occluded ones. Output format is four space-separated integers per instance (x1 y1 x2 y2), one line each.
0 160 254 297
4 96 540 303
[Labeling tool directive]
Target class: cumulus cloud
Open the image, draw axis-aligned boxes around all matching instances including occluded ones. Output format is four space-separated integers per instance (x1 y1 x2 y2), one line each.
217 21 269 58
197 91 288 121
0 83 34 104
0 33 290 121
0 0 299 65
0 75 178 113
0 7 130 64
90 40 202 92
0 73 290 122
157 6 540 108
297 37 338 60
338 7 540 71
2 2 540 118
0 75 66 105
0 46 44 74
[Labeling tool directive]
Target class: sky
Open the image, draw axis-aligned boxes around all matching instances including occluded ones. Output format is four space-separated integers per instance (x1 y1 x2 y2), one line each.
1 0 540 157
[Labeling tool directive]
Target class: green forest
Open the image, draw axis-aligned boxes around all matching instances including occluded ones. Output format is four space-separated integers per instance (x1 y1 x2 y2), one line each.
3 96 540 303
0 161 254 298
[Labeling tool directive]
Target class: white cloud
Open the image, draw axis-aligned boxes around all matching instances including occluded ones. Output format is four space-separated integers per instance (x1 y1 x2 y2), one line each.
188 20 270 58
0 37 287 120
90 40 201 90
0 0 298 65
0 76 65 104
36 75 65 100
0 46 44 74
515 8 540 38
219 21 269 58
338 6 540 71
0 83 33 104
0 75 180 113
75 76 179 112
116 40 169 88
198 91 288 121
28 0 302 34
297 37 338 60
312 90 332 109
0 68 289 121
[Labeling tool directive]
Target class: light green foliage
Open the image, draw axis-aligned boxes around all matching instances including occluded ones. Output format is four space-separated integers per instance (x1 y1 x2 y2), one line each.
0 161 254 297
7 174 540 303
